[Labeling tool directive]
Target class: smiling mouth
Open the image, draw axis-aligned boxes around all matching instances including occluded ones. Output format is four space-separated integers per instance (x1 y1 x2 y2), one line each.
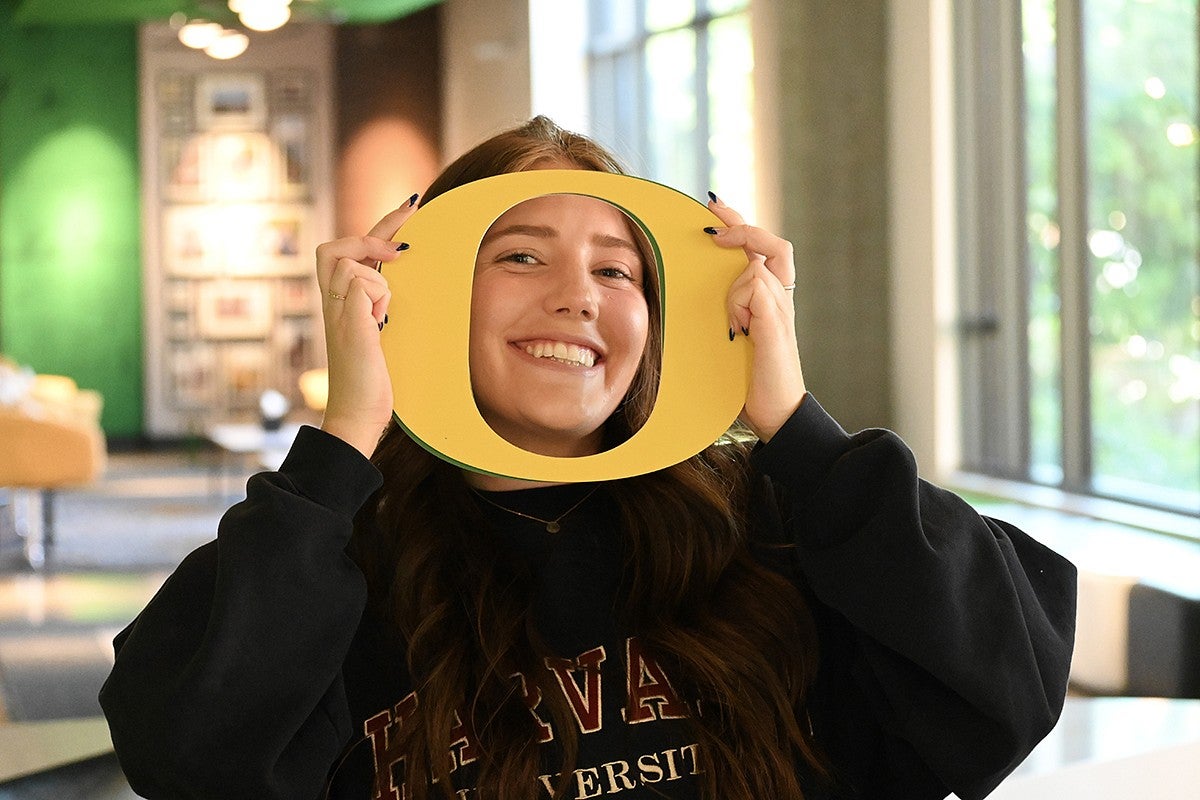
522 340 598 368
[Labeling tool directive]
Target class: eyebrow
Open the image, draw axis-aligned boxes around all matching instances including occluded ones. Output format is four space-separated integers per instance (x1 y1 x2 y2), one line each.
482 224 642 258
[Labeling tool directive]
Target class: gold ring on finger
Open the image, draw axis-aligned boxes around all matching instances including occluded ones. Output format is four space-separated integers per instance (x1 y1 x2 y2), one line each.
782 283 796 291
328 289 347 301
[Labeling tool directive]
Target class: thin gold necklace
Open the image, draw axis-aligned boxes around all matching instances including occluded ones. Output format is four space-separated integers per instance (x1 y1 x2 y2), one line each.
471 486 599 533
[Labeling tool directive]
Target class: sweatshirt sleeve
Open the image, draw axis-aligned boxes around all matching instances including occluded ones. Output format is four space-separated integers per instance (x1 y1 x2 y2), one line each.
750 397 1077 800
99 425 384 800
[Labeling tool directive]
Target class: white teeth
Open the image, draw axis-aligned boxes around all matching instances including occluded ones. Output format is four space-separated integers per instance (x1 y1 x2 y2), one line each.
524 341 596 368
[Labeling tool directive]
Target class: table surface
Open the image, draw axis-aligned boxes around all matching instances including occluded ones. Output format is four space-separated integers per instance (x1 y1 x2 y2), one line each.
963 696 1200 799
204 422 304 454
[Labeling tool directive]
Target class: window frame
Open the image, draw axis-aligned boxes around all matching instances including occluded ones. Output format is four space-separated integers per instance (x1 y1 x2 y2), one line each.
952 0 1199 538
585 0 745 200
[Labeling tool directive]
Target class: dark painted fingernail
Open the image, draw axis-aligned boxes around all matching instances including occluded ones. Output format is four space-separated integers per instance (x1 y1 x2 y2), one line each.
396 242 410 251
729 327 735 342
704 226 719 235
408 193 419 207
707 190 718 203
741 326 749 336
378 320 385 331
384 314 389 325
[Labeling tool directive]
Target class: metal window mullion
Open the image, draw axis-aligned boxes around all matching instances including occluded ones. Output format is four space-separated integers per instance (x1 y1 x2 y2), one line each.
1003 0 1033 476
953 0 986 471
1055 0 1094 492
635 0 651 173
694 15 711 196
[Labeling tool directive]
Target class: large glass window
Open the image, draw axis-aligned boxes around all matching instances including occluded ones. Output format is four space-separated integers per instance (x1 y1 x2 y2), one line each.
587 0 754 217
1078 0 1198 508
960 0 1199 521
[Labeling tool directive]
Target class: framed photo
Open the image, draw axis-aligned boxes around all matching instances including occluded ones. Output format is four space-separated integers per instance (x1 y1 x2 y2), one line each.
223 343 271 408
169 343 218 409
166 311 193 340
195 73 266 131
204 132 273 200
197 281 273 339
275 316 316 371
158 72 193 133
257 205 309 273
271 114 310 197
165 280 193 312
163 206 217 276
279 277 316 315
271 70 310 110
161 135 206 202
220 203 311 276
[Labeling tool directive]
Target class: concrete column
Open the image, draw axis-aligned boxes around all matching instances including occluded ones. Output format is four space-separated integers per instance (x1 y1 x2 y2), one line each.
440 0 533 159
753 0 892 433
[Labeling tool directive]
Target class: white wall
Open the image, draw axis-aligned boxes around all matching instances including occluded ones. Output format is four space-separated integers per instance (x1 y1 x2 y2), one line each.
887 0 961 476
439 0 534 159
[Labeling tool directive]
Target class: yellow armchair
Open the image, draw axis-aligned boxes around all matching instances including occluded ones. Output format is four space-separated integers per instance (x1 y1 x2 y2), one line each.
0 371 106 568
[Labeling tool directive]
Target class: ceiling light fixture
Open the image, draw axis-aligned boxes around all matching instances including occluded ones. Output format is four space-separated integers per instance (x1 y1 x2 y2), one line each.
205 29 251 59
230 0 293 33
178 19 224 49
239 4 291 32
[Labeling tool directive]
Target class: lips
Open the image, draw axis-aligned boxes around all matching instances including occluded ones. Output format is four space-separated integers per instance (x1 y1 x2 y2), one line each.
519 339 599 368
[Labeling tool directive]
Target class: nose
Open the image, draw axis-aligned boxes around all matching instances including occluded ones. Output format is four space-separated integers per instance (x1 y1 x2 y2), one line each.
545 263 597 319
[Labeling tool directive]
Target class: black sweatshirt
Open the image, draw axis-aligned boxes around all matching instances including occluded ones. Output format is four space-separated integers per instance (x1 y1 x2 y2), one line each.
99 397 1077 800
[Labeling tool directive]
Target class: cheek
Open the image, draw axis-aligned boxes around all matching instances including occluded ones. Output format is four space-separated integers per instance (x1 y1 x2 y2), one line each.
616 296 651 368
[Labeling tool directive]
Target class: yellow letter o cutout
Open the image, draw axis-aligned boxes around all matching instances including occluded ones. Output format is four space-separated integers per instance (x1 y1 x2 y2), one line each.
381 170 751 482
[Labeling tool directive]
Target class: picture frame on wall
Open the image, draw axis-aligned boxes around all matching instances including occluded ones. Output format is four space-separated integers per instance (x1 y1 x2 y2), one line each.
223 343 272 408
218 203 310 276
166 312 193 340
163 206 217 277
204 132 275 201
157 72 193 133
279 277 315 315
196 280 273 339
257 204 308 273
165 280 193 312
169 343 218 409
275 315 315 371
195 73 267 131
270 70 310 110
271 114 310 198
161 135 206 202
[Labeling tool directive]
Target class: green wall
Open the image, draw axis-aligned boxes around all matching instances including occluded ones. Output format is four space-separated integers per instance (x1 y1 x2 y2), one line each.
0 4 144 436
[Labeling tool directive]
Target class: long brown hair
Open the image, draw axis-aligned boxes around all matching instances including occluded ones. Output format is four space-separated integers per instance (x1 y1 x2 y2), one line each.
350 116 827 800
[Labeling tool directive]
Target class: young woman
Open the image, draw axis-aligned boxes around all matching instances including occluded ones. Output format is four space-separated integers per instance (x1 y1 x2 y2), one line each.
100 117 1077 800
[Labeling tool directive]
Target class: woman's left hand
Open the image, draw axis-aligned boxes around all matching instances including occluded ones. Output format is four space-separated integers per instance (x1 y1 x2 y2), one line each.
707 197 807 442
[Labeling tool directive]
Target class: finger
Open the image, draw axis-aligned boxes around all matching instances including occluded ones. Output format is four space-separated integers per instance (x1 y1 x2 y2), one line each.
316 236 409 286
706 224 796 288
726 264 757 336
314 193 420 283
326 257 389 316
335 275 391 330
365 192 421 241
727 261 795 338
706 194 746 227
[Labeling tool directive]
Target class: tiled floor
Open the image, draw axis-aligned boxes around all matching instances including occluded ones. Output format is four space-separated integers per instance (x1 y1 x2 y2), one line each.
0 449 252 794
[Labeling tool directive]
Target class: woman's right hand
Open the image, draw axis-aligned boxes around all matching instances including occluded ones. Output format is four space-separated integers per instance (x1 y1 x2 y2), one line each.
315 199 419 458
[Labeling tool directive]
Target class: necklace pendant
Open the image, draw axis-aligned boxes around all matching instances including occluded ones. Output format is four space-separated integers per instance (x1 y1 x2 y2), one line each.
546 521 562 533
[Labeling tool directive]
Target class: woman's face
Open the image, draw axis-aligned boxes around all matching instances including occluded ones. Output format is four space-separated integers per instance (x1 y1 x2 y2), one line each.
469 193 651 458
